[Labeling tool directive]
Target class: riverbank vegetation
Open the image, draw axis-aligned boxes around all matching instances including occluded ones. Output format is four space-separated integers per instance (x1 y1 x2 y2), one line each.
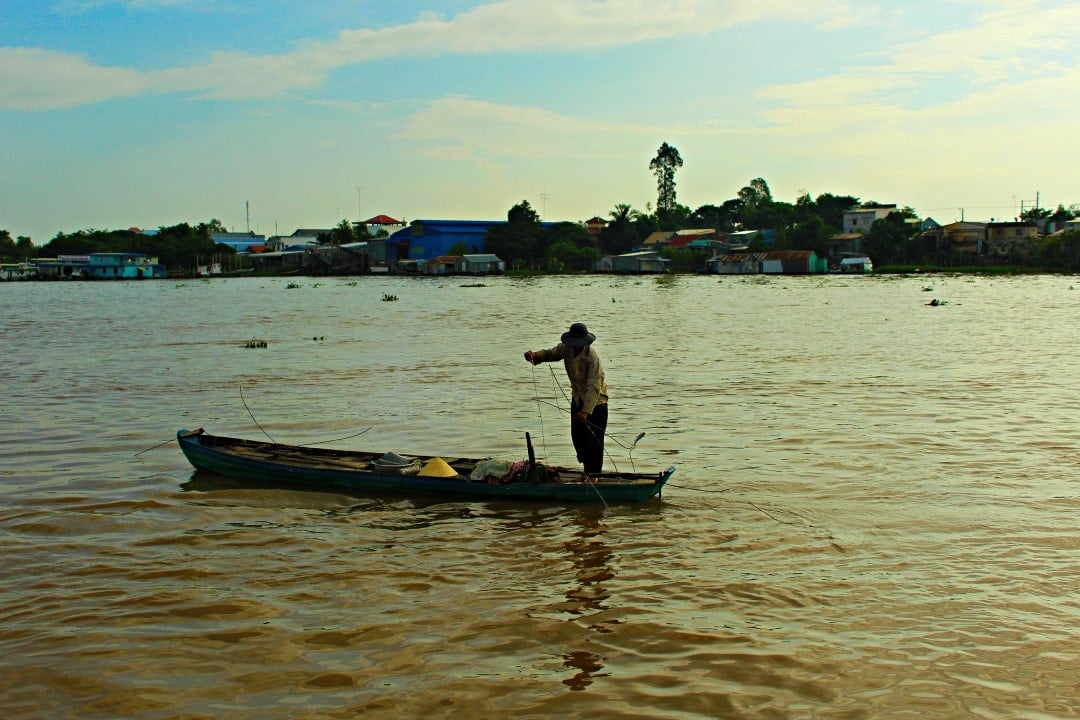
4 141 1077 274
0 221 235 275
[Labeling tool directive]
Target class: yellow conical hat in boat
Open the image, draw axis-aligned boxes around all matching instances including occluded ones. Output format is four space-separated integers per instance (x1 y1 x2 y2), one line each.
417 457 457 477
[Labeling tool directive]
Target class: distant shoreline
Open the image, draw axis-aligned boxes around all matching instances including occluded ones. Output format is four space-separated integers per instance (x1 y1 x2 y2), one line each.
3 265 1076 283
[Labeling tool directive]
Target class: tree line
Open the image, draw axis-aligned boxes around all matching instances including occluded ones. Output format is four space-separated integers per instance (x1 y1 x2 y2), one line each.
481 142 1080 272
0 217 387 272
0 220 232 271
4 141 1078 272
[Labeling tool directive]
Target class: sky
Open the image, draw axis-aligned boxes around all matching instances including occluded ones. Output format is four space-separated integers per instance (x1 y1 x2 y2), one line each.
2 0 1078 242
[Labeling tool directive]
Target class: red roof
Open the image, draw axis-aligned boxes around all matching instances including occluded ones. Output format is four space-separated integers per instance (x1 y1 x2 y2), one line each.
365 214 402 225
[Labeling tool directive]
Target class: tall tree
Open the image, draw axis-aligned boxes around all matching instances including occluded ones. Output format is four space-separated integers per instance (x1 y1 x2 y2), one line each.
330 218 356 245
545 222 599 272
649 142 684 215
737 177 772 207
485 200 546 269
15 236 35 260
0 229 13 261
811 192 861 231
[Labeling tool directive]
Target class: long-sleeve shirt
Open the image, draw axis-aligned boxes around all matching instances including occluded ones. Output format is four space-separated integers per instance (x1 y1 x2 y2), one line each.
532 343 608 415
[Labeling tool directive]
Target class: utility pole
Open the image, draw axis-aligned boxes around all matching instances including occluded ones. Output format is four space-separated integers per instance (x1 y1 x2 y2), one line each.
540 192 549 220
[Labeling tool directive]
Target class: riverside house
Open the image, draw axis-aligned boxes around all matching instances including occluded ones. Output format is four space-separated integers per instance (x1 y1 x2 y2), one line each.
33 253 166 279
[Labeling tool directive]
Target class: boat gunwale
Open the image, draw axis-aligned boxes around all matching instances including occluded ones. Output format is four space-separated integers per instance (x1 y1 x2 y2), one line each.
177 428 674 502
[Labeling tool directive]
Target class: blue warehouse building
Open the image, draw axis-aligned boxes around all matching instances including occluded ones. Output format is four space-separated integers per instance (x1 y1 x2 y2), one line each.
386 220 503 263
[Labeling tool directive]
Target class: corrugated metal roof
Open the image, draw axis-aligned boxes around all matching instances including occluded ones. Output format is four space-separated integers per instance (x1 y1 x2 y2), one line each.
763 250 814 260
642 231 675 245
714 253 767 262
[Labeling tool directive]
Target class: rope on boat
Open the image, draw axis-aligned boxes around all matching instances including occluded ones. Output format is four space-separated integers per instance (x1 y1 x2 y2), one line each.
133 437 180 456
299 427 373 446
240 383 277 444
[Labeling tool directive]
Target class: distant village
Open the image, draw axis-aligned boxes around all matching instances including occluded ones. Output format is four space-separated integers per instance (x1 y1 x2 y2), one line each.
3 204 1079 281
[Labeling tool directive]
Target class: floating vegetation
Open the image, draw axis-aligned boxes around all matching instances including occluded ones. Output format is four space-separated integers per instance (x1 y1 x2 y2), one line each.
312 336 325 341
927 298 948 306
344 281 358 287
382 293 399 302
285 282 301 289
460 283 487 288
244 339 268 349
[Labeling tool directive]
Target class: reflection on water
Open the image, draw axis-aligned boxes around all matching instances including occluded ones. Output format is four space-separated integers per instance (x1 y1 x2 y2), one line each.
561 506 613 690
1 275 1079 718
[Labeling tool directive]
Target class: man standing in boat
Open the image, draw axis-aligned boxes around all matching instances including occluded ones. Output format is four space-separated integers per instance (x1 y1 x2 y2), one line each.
524 322 609 474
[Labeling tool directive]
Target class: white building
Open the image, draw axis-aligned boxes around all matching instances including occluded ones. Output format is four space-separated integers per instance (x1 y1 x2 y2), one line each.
843 204 897 233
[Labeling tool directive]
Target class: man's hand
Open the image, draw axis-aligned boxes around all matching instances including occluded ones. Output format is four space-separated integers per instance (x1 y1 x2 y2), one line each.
524 351 536 364
573 411 588 423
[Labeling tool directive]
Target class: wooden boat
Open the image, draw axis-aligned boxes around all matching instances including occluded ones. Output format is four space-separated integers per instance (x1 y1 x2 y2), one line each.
177 428 674 503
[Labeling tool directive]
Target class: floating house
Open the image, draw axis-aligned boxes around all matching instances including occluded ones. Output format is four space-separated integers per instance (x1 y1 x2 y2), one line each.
33 253 165 279
709 250 826 275
838 257 873 273
0 262 37 280
710 253 766 274
456 254 504 274
612 250 669 273
761 250 826 274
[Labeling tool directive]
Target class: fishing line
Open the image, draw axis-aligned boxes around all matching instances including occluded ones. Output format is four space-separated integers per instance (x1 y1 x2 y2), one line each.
532 398 646 452
528 360 549 463
527 361 607 506
239 384 374 447
240 383 277 444
547 364 572 406
661 482 808 526
540 367 624 474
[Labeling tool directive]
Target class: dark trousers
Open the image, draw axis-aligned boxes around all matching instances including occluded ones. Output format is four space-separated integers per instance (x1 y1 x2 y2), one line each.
571 400 608 473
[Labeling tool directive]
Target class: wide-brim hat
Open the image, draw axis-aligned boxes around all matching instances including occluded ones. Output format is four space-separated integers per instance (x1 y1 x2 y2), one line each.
561 322 595 347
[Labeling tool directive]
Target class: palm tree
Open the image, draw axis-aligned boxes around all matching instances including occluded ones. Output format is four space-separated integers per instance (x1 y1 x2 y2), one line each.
609 203 640 224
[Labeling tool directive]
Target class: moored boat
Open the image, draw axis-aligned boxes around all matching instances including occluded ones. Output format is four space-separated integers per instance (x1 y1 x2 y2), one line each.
177 428 674 503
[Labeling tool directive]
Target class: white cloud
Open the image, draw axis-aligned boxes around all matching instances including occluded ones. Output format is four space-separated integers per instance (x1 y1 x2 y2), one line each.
0 47 149 110
2 0 870 109
757 1 1080 127
397 94 734 165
